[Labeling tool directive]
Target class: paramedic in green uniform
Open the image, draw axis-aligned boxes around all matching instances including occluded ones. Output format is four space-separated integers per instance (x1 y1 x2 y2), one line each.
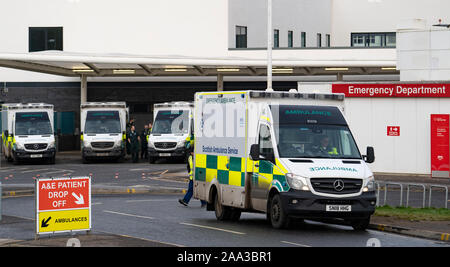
128 125 140 163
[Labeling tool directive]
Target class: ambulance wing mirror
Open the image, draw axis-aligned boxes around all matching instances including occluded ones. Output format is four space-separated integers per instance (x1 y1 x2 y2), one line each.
250 144 260 161
4 130 8 137
364 146 375 164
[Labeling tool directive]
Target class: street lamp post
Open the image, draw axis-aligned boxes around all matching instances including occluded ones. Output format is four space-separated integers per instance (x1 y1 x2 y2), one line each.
267 0 273 91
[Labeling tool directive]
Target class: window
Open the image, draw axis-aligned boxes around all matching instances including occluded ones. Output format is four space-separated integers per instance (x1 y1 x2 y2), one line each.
351 32 396 47
258 124 274 161
326 34 331 47
236 26 247 48
301 32 306 47
288 31 293 48
274 29 279 48
385 33 396 47
29 27 63 52
317 33 322 47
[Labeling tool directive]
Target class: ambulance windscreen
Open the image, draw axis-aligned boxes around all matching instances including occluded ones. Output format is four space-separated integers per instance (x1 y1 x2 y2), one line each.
15 112 53 135
152 110 189 135
271 105 361 159
85 111 121 134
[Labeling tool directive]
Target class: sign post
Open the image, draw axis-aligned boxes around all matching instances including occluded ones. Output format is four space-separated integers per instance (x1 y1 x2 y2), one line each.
431 115 450 178
35 176 91 238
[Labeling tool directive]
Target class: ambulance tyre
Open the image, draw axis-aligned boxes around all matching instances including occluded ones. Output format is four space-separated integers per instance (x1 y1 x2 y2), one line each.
149 157 156 164
269 194 290 229
214 192 232 221
350 216 370 231
229 209 241 221
47 156 55 165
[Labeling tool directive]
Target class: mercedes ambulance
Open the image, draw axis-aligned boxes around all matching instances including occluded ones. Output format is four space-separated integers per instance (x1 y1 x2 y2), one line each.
80 102 128 163
1 103 56 164
148 102 194 163
193 90 376 230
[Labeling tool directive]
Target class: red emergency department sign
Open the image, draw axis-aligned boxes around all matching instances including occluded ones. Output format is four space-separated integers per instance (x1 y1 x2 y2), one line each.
332 83 450 97
431 115 450 178
387 126 400 136
36 177 91 235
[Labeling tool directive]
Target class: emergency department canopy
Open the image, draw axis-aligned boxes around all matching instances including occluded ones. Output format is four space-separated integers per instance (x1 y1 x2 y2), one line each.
0 49 398 102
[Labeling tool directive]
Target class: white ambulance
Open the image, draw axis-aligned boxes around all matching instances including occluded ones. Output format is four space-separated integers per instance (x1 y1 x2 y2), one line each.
1 103 56 164
148 102 194 163
80 102 128 163
193 90 376 230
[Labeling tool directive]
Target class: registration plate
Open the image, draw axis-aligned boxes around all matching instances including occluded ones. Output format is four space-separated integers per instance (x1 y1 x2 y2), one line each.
96 153 109 157
30 154 43 158
159 153 171 157
326 205 352 212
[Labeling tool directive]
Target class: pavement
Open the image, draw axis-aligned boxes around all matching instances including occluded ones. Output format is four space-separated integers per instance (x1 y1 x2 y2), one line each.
0 150 449 246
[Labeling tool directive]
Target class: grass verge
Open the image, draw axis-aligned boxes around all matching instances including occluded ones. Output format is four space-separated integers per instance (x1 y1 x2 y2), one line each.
374 206 450 221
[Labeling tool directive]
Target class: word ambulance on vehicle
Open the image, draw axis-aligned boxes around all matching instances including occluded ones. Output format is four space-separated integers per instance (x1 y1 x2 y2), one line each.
193 90 376 230
148 102 194 163
80 102 128 163
1 103 56 164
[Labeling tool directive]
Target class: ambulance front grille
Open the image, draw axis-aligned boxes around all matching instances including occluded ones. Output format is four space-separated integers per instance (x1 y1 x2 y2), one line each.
91 142 114 149
154 142 177 149
310 178 362 195
24 143 48 150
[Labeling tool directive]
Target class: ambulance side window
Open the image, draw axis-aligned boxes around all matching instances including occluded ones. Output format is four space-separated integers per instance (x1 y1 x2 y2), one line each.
259 124 275 162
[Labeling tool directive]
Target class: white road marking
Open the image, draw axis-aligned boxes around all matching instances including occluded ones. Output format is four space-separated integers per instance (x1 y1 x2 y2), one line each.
40 169 73 175
103 210 154 220
21 168 50 173
280 240 311 247
0 167 31 172
125 199 176 203
180 222 246 235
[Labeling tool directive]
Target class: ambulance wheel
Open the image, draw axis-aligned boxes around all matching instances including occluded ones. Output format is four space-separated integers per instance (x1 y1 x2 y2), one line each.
350 217 370 231
148 157 156 164
47 156 55 165
269 194 290 229
229 209 241 221
214 193 232 221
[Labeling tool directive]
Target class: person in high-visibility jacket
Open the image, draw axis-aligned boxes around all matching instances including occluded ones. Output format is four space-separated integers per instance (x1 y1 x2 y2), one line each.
313 135 338 156
178 141 207 207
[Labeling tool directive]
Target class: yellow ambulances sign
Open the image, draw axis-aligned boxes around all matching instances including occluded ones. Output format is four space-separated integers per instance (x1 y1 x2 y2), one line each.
38 209 90 233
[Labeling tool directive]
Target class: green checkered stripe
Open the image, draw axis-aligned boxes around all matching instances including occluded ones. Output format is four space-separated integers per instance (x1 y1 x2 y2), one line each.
252 160 290 192
195 154 246 187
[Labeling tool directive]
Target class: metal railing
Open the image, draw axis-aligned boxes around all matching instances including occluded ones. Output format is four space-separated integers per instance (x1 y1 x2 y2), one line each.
429 185 448 209
376 181 449 209
383 182 404 207
406 183 426 208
